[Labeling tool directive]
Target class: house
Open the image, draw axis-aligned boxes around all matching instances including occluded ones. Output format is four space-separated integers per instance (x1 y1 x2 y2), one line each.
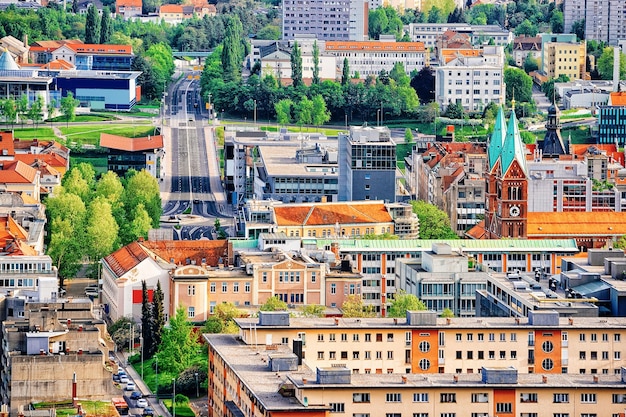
99 133 164 179
513 35 541 67
159 4 184 24
116 0 142 18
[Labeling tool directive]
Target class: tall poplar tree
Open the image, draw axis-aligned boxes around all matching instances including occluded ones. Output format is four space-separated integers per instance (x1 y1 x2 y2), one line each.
141 280 155 358
341 57 350 85
312 40 320 85
291 41 303 88
85 5 100 44
221 16 244 83
99 8 112 44
151 280 165 356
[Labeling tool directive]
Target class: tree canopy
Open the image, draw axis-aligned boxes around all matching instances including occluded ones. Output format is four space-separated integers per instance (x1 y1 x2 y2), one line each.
341 295 376 318
410 200 458 239
387 291 427 318
260 296 287 311
156 306 200 374
597 47 626 80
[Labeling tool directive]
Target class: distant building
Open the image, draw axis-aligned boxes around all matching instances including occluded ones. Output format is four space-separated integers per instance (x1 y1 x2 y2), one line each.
512 35 541 67
404 23 513 48
99 133 164 179
598 92 626 145
540 33 587 81
555 80 612 110
564 0 626 46
282 0 368 41
116 0 142 18
338 126 397 203
0 35 29 64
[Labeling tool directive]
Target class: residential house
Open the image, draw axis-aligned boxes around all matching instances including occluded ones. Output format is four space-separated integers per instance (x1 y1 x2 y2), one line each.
159 4 184 24
513 35 541 67
116 0 142 18
405 23 513 48
99 133 164 179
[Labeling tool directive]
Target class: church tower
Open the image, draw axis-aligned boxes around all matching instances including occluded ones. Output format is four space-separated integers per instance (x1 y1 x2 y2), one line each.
539 100 569 157
484 105 528 239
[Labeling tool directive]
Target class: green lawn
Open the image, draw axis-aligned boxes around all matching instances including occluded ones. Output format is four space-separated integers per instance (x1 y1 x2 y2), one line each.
60 124 157 145
163 399 195 417
48 114 119 123
71 156 108 175
12 127 58 141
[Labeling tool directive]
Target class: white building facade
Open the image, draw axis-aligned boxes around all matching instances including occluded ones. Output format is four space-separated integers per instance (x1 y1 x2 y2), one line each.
282 0 368 41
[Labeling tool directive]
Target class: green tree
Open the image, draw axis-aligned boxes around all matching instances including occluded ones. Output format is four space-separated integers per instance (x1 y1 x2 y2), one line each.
85 197 119 261
124 203 152 242
369 8 388 39
389 62 410 87
295 97 313 128
404 128 414 143
123 170 162 228
550 10 564 34
60 92 79 128
156 305 200 374
504 67 533 104
341 295 376 318
221 16 245 83
145 43 175 97
71 0 78 13
427 6 443 23
410 66 435 103
514 19 538 37
16 95 28 127
95 171 124 204
150 281 165 357
597 47 626 80
256 25 281 40
290 41 303 88
341 58 350 86
523 54 539 73
388 291 427 318
260 296 287 311
27 95 44 127
62 168 91 201
99 8 112 44
1 99 17 128
410 200 458 239
85 5 100 44
312 40 320 85
443 101 464 119
571 19 585 40
440 308 455 318
274 99 293 125
301 304 325 317
141 280 155 359
311 94 331 128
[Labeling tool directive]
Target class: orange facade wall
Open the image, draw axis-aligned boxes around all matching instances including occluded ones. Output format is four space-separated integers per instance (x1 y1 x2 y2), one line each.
412 329 438 373
493 389 516 417
534 329 562 373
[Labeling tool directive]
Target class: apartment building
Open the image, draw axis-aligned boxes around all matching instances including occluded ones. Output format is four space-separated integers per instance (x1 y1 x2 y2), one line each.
435 46 505 111
282 0 368 41
327 38 427 79
404 23 513 48
513 35 541 67
564 0 626 46
540 33 586 81
599 92 626 146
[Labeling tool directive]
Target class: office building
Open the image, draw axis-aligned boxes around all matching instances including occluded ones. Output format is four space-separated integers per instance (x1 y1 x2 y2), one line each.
405 23 513 48
338 126 397 203
599 92 626 145
282 0 368 41
99 133 164 179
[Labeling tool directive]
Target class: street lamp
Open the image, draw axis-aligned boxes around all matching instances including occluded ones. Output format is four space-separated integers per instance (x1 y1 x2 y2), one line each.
253 100 257 127
140 336 144 380
194 372 199 398
172 378 176 417
380 101 384 126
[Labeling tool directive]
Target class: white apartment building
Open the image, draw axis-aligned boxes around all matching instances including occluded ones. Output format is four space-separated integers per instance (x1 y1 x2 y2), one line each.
435 46 505 111
564 0 626 46
282 0 368 41
404 23 513 48
327 37 427 79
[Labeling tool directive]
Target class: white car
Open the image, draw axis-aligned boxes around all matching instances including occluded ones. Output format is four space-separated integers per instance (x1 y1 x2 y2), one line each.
119 375 129 384
125 382 136 391
136 399 148 408
85 289 99 298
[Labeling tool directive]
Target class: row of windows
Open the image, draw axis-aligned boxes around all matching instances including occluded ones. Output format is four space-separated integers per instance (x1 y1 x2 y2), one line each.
209 282 251 293
317 332 402 342
317 350 397 360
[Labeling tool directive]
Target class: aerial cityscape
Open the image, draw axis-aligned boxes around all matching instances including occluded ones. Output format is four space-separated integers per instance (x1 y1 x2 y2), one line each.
0 0 624 416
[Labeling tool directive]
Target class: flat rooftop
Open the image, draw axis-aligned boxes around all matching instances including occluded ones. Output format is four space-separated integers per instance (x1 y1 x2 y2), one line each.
258 145 337 178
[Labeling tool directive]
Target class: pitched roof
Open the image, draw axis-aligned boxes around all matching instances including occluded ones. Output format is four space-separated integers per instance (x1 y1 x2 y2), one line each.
0 49 19 70
609 92 626 106
142 240 229 267
0 131 15 157
500 109 527 175
116 0 142 7
15 152 68 171
527 212 626 237
513 35 541 51
40 59 74 70
0 161 38 184
103 241 150 278
100 133 164 152
160 4 183 13
488 106 506 171
273 202 393 227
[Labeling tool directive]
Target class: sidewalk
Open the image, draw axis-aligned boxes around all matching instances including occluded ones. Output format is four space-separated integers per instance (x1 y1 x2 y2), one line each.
116 351 172 417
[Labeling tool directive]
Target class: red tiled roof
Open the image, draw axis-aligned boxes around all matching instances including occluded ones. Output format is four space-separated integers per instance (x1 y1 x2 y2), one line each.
142 240 229 267
116 0 142 7
15 152 68 170
527 212 626 237
326 41 425 52
0 131 15 157
465 220 486 239
0 161 37 184
103 241 149 278
41 59 74 70
160 4 183 13
100 133 164 152
273 202 393 227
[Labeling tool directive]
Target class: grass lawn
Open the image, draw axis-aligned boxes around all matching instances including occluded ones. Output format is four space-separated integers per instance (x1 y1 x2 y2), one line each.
163 399 195 417
60 124 157 145
71 156 108 175
34 400 112 416
48 114 119 123
12 127 58 141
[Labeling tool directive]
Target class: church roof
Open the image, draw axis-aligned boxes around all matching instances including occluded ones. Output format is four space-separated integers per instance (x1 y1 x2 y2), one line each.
500 109 527 175
0 49 19 70
487 106 506 170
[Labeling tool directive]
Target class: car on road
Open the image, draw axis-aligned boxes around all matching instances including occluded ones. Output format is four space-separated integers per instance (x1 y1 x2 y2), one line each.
113 374 121 383
125 382 136 391
130 392 142 400
143 407 154 416
136 399 148 408
85 288 99 298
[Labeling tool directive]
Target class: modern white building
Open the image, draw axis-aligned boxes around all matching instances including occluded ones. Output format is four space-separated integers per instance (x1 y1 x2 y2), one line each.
282 0 368 41
435 46 505 111
404 23 513 48
564 0 626 46
556 80 613 110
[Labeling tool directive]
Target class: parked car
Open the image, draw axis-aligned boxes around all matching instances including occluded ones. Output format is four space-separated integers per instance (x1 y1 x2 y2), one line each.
85 288 99 298
130 392 142 400
119 376 129 384
124 382 136 391
136 399 148 408
113 374 121 383
143 407 154 416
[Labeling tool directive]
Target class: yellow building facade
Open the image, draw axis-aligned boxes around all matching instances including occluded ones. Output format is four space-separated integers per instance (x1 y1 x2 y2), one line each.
542 41 586 81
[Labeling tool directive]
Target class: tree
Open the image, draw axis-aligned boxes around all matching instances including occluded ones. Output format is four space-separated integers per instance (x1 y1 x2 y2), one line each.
124 203 152 243
0 99 17 128
141 280 155 360
99 8 112 44
388 291 427 318
312 40 320 85
16 95 28 127
108 317 136 351
572 19 585 40
311 95 331 128
410 66 435 103
71 0 79 13
301 304 325 317
85 5 100 44
389 62 410 87
514 19 538 37
62 168 91 201
256 25 281 40
444 101 464 119
447 6 466 23
221 16 245 83
260 296 287 311
341 295 376 318
290 41 303 88
145 43 176 97
341 58 350 86
156 306 200 374
550 10 564 34
295 97 313 128
404 128 414 143
95 171 124 204
504 67 533 104
123 170 162 228
60 92 79 128
440 308 455 318
542 74 570 103
427 6 443 23
150 281 165 357
27 95 44 128
410 200 458 239
597 47 626 80
274 99 293 125
523 54 539 73
369 8 389 39
84 197 119 261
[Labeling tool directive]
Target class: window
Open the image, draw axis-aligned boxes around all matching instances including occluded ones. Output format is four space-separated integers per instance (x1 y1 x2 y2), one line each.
331 284 336 294
386 393 401 402
580 393 596 403
580 334 586 342
329 351 336 359
311 272 316 283
386 414 401 417
440 393 456 403
365 334 371 342
222 282 227 293
413 414 428 417
591 333 597 342
456 351 462 359
318 334 324 341
244 282 250 293
520 393 538 403
419 341 430 352
353 334 359 342
580 351 586 360
489 333 495 342
419 358 430 370
330 403 344 413
477 333 484 341
317 351 324 359
553 393 569 403
330 334 336 342
353 351 360 359
542 358 554 371
233 282 239 293
341 333 348 342
471 393 488 403
542 341 554 353
387 351 393 359
615 334 621 342
262 272 267 283
210 283 216 293
187 285 195 296
365 351 371 359
616 351 621 360
413 393 428 403
376 351 382 359
341 351 348 359
496 403 512 414
187 306 195 318
353 393 370 403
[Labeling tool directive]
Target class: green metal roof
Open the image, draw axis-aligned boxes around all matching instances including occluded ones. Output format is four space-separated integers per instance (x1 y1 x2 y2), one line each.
488 106 506 170
312 238 579 252
501 110 527 175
